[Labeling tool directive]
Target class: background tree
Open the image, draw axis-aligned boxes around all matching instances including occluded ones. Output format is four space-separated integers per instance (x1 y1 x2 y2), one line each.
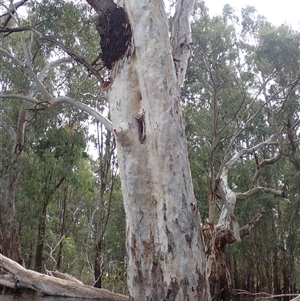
183 3 300 300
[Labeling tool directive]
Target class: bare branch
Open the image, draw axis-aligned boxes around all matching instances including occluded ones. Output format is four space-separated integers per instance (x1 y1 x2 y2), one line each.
291 295 300 301
14 102 28 156
38 57 72 82
0 46 53 100
0 94 113 132
274 74 300 117
252 149 282 186
216 136 282 241
236 187 285 200
32 28 104 84
47 235 66 265
239 207 265 239
223 135 278 173
216 71 287 177
0 253 129 300
0 26 104 83
0 0 29 28
284 119 300 172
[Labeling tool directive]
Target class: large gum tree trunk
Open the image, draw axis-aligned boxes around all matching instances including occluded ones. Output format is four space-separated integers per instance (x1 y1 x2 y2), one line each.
100 0 211 300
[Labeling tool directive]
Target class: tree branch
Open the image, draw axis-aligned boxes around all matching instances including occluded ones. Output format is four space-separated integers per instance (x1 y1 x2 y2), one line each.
0 0 29 28
0 26 104 83
38 57 72 82
284 119 300 172
0 94 113 132
236 187 285 200
0 253 128 300
0 46 53 101
239 207 265 239
217 136 283 241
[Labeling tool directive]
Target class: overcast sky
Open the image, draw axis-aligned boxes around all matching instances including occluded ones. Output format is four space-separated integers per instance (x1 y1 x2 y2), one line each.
206 0 300 29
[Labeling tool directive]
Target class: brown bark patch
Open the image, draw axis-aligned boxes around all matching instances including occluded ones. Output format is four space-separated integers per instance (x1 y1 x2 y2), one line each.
151 256 165 300
166 226 175 255
196 267 209 299
165 278 180 301
203 223 232 300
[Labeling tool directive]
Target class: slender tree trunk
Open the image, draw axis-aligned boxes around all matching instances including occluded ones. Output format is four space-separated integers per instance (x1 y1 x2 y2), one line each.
55 186 68 270
0 104 27 265
35 197 49 272
94 242 103 288
35 176 65 272
0 177 23 265
94 124 114 288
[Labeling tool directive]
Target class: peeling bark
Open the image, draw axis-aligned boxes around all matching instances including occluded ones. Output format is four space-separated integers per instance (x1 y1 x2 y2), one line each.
203 208 265 301
112 8 209 301
203 223 232 301
89 0 210 300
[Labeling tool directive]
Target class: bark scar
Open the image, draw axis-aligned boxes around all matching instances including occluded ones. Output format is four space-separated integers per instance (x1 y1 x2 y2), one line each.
135 109 146 144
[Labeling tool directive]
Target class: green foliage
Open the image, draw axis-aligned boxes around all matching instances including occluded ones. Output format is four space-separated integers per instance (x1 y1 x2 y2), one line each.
184 1 300 294
2 0 300 295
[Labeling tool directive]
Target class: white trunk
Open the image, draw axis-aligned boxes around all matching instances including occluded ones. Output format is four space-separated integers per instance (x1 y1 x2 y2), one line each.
108 0 210 300
217 163 240 241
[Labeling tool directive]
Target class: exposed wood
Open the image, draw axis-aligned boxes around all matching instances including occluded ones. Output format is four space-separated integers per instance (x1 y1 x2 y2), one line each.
170 0 195 87
0 253 129 300
203 207 265 301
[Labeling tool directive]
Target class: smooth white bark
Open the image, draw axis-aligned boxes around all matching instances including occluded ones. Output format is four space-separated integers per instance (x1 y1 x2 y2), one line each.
108 0 210 299
217 136 286 241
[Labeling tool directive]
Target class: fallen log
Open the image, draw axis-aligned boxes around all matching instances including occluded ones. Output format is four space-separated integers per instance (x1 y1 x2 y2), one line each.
0 253 128 300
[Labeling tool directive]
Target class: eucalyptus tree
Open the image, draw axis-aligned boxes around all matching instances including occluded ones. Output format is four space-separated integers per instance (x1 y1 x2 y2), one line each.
184 4 300 299
0 0 31 265
92 123 118 288
0 0 97 267
1 0 211 299
20 122 90 272
85 0 211 299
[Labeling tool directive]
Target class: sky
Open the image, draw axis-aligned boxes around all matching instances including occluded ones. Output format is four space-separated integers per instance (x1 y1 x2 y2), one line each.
206 0 300 29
